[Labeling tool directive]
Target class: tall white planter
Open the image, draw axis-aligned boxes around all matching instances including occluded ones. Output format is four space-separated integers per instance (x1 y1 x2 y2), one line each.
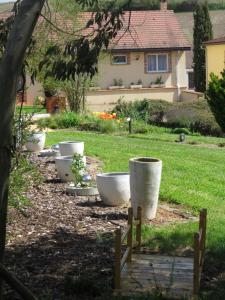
96 172 130 206
26 132 46 152
129 157 162 220
59 141 84 156
55 155 86 182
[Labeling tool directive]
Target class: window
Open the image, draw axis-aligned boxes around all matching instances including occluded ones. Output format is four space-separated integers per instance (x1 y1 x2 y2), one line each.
147 54 168 72
112 55 127 65
188 71 195 90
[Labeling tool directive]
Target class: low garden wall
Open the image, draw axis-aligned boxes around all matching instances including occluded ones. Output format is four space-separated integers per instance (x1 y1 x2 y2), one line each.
180 90 204 102
86 87 181 111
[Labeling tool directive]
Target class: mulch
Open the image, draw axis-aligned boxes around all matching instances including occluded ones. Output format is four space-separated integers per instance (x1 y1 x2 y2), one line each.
4 154 195 299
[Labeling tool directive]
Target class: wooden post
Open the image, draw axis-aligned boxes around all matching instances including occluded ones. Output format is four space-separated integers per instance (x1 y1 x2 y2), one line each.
115 228 122 290
193 232 200 295
136 206 142 251
127 207 133 262
200 209 207 266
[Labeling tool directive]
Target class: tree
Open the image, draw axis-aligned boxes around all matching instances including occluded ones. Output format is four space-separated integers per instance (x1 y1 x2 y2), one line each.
206 71 225 133
193 1 212 92
0 0 131 296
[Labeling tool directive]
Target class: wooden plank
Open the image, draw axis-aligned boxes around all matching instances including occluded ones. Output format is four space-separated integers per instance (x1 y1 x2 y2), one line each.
115 228 122 290
121 247 131 270
127 207 133 262
193 232 200 295
121 224 131 243
136 206 142 251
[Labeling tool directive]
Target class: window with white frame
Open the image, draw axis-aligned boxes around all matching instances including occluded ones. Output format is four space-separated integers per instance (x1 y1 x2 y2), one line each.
147 54 168 72
112 54 127 65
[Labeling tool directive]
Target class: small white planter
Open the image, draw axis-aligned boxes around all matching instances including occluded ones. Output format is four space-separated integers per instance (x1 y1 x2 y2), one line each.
59 141 84 156
108 85 125 90
130 84 142 89
26 132 46 152
66 185 98 196
55 155 86 182
129 157 162 220
150 84 165 88
96 172 130 206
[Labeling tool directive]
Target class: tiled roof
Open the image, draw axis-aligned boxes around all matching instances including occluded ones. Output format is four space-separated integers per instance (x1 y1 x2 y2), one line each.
203 36 225 45
0 10 191 51
109 10 191 51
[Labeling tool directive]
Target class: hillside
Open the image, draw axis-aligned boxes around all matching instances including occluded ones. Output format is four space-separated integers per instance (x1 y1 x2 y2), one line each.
0 2 14 13
176 10 225 43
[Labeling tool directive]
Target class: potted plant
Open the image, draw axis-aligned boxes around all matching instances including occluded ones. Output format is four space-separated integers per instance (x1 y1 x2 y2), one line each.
66 154 98 196
25 117 46 153
96 172 130 206
130 79 143 89
150 76 165 88
43 78 66 114
129 157 162 220
109 78 125 90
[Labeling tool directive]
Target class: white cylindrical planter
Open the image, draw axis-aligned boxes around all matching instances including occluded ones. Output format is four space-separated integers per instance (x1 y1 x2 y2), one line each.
96 172 130 206
129 157 162 220
26 132 46 152
55 155 86 182
59 141 84 156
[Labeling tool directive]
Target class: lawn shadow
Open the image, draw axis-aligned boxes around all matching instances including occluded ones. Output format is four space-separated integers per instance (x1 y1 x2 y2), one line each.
4 227 115 300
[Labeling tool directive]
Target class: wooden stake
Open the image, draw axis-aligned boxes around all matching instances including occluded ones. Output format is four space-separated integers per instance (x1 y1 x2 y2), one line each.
193 232 200 295
136 206 142 251
115 228 122 290
127 207 133 262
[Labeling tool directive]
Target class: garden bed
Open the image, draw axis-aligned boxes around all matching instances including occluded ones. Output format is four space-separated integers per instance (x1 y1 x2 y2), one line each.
5 154 195 299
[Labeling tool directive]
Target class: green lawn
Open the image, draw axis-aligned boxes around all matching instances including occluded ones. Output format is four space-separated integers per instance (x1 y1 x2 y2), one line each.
47 129 225 297
16 105 46 114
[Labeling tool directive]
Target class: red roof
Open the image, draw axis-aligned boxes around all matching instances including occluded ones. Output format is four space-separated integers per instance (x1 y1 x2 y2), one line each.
203 36 225 45
109 10 191 51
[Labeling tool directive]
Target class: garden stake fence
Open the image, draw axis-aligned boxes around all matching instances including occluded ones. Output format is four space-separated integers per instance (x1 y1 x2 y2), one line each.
0 264 38 300
115 206 142 290
114 208 207 298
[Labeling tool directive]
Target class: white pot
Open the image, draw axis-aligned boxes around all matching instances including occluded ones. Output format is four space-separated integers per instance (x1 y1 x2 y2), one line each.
59 141 84 156
26 132 46 152
55 155 86 182
129 157 162 220
96 172 130 206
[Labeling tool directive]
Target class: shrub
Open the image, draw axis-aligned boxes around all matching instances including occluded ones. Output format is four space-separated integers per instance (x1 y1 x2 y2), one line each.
172 128 191 135
97 119 119 133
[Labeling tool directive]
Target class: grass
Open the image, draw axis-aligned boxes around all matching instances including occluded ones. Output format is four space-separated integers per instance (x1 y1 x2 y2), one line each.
46 129 225 298
16 105 46 114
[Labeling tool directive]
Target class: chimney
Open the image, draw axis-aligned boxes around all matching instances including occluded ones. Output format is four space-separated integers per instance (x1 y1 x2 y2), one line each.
160 0 167 11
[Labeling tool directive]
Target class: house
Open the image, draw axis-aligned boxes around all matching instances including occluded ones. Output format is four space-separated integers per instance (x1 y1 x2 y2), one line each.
204 36 225 87
86 0 192 111
12 0 193 110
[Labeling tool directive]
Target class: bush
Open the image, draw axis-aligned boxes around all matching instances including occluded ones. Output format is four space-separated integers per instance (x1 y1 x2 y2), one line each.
172 128 191 135
112 98 172 124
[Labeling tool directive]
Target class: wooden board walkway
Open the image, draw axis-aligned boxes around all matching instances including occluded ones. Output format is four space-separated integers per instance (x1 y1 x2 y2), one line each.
121 254 194 298
114 207 207 299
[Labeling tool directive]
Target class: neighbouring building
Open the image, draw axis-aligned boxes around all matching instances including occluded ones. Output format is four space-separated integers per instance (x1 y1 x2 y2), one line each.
204 36 225 87
86 1 192 111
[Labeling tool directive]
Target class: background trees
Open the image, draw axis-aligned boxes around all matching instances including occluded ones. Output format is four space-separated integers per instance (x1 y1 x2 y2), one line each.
193 1 212 92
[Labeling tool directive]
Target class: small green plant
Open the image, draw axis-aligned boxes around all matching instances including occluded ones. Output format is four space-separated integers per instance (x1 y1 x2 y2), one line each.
137 79 142 85
155 76 163 85
112 78 123 86
71 154 85 186
172 128 191 135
